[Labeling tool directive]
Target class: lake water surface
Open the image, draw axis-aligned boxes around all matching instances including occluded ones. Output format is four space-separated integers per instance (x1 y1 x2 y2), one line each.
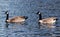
0 0 60 37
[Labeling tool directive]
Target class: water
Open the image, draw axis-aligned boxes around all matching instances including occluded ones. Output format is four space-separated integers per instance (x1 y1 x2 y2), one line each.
0 0 60 37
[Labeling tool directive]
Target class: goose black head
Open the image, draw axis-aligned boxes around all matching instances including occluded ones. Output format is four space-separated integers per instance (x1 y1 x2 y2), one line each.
5 11 9 14
36 11 41 15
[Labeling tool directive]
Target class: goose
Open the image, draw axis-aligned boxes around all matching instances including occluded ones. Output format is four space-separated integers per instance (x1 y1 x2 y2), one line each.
5 11 28 23
36 11 58 28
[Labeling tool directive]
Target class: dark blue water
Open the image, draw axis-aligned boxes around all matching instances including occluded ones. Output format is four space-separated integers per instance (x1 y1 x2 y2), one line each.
0 0 60 37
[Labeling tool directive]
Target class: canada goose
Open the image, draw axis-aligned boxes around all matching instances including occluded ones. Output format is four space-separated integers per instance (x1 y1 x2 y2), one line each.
5 11 28 23
36 11 58 28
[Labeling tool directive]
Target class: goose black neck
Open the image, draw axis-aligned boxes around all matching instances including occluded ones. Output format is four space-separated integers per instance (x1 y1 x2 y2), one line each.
39 13 42 20
6 13 9 20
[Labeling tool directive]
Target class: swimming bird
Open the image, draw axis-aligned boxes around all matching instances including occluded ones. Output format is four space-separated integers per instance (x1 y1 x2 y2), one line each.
36 11 58 28
5 11 28 23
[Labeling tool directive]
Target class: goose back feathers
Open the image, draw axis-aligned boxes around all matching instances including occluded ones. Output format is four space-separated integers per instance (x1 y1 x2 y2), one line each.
6 16 28 23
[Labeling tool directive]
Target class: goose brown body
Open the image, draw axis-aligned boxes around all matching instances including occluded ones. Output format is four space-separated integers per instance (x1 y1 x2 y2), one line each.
39 17 57 24
39 17 57 28
6 16 27 23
